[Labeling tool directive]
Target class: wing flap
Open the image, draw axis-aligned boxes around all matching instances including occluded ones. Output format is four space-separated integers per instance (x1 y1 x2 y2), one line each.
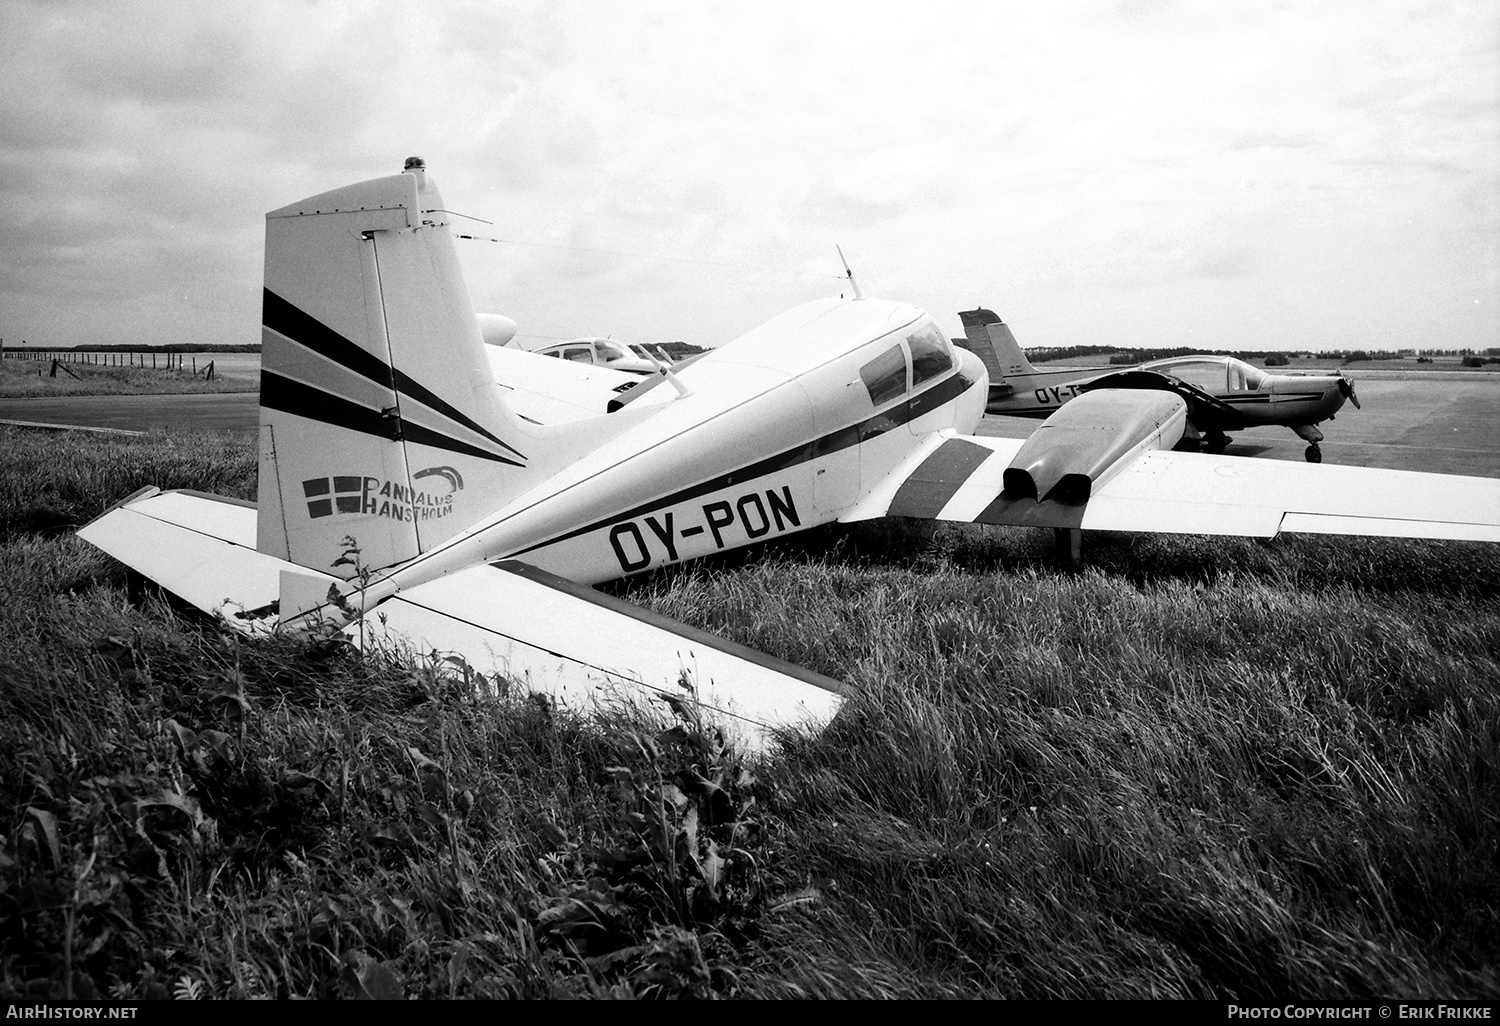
1081 451 1500 540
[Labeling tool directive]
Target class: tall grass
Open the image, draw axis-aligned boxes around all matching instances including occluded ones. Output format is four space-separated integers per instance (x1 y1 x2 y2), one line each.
0 360 253 398
1 427 1497 999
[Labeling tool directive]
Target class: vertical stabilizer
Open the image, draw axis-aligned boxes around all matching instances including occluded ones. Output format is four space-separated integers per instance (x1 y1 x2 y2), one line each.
958 308 1037 382
257 160 539 577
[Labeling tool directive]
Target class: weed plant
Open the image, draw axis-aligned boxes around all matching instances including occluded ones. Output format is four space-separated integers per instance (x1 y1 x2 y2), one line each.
1 427 1497 999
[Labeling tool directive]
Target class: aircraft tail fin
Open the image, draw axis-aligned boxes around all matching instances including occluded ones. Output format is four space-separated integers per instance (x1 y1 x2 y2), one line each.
257 159 541 578
958 308 1038 383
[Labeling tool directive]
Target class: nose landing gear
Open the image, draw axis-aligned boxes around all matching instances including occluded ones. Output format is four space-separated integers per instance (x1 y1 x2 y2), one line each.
1293 424 1326 463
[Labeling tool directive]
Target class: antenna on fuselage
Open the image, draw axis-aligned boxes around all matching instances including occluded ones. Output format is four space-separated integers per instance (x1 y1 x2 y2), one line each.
836 245 863 300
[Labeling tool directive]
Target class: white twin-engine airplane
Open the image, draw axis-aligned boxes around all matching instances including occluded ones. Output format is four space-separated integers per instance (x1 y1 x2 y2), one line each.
79 160 1500 749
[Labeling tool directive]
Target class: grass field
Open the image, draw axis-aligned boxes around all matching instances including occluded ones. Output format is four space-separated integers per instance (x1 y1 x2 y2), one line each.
0 357 255 398
1 425 1498 999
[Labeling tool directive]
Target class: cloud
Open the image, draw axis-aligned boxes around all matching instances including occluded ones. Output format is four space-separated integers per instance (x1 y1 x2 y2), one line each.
0 0 1495 352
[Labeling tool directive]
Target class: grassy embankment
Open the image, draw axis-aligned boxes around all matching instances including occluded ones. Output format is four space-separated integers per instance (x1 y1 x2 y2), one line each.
0 357 254 398
1 425 1497 999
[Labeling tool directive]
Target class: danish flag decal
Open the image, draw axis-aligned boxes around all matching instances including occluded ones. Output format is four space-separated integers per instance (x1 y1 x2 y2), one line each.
302 466 465 525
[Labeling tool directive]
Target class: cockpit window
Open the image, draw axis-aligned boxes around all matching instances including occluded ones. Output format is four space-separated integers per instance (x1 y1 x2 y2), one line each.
1227 358 1266 390
907 326 953 387
1155 359 1229 392
860 345 908 406
595 340 631 362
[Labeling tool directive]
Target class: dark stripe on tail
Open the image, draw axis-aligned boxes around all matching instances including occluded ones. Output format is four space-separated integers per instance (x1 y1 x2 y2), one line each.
263 288 525 461
261 372 525 466
263 289 393 390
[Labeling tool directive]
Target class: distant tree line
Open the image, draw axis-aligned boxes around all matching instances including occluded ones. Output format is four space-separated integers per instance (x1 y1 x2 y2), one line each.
653 341 709 360
1027 344 1500 365
5 343 262 355
71 343 263 353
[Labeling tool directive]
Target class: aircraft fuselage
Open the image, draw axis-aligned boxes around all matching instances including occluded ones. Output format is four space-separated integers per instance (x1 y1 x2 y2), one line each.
359 298 989 601
986 356 1349 434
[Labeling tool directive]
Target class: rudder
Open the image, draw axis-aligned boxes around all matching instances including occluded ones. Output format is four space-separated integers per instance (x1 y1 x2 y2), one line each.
958 307 1037 382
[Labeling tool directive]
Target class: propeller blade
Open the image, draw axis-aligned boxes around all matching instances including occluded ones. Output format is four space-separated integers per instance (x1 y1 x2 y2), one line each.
1339 375 1362 410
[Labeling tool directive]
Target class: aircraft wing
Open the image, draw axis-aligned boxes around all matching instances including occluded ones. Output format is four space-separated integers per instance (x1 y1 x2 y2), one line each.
862 431 1500 542
1076 369 1241 420
484 346 643 423
78 489 844 752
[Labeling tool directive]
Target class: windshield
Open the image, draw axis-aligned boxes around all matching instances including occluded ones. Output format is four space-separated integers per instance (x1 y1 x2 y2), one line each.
907 326 953 387
1145 356 1269 393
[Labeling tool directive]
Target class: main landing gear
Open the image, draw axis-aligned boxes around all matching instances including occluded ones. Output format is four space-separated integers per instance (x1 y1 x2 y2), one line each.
1305 444 1322 463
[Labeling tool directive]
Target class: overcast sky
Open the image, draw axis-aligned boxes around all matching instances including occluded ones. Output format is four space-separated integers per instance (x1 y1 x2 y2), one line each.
2 0 1496 354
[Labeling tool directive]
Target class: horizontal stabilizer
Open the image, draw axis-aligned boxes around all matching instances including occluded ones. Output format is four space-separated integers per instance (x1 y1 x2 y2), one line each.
280 569 340 625
77 489 328 621
79 489 845 752
362 560 846 753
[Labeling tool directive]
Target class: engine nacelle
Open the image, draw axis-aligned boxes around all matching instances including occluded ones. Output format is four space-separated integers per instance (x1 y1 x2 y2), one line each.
476 312 519 348
1004 389 1187 503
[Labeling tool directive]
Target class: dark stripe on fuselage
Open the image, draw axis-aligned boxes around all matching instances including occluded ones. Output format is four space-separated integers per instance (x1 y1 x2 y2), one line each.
886 437 995 518
1219 392 1326 404
509 368 981 558
263 288 525 461
261 371 525 466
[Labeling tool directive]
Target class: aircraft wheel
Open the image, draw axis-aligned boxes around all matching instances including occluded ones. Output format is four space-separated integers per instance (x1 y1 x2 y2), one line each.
1305 444 1322 464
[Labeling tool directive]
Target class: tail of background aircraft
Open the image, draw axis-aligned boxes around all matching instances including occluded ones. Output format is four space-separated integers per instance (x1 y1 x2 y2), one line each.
257 159 549 577
958 308 1038 385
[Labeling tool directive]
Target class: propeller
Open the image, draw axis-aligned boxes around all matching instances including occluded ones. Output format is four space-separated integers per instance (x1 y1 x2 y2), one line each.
1338 374 1361 410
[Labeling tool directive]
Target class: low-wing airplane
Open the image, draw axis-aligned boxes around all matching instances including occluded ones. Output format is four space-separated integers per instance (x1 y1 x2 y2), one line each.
959 308 1360 462
529 337 661 375
78 160 1500 748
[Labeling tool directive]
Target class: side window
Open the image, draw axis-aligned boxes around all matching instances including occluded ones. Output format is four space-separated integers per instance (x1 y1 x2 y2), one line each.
860 345 908 406
1168 361 1228 392
563 347 593 363
908 326 953 387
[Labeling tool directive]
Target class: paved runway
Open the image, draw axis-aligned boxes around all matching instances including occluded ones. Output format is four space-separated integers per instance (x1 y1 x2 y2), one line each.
1 372 1496 477
979 373 1500 479
0 392 259 438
